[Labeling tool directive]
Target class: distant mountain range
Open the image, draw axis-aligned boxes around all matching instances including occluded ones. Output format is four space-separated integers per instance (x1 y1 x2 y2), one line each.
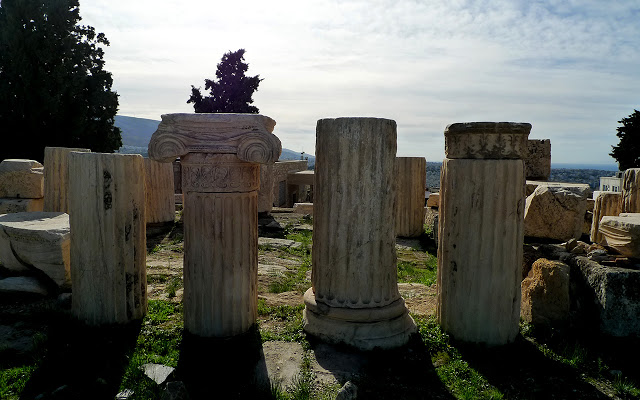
114 115 315 167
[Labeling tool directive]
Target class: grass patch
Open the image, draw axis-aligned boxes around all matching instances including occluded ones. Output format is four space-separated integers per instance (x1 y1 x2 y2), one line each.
0 365 36 400
258 299 305 342
118 300 183 399
268 228 312 294
166 276 183 298
397 257 437 286
415 315 504 399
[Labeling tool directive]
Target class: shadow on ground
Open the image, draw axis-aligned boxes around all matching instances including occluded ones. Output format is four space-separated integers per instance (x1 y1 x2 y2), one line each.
19 313 141 400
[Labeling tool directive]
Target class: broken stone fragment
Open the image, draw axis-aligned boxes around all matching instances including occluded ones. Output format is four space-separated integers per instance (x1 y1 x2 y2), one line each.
521 258 570 326
598 215 640 258
0 159 44 199
0 212 70 288
524 185 587 241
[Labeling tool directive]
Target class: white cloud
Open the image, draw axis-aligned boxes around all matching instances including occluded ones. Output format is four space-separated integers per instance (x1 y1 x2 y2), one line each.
80 0 640 164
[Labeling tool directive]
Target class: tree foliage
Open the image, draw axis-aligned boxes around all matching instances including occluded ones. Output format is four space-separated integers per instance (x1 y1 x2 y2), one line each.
187 49 262 113
0 0 122 162
610 109 640 170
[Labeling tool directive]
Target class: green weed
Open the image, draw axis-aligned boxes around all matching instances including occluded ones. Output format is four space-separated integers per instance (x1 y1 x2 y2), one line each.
397 259 437 286
613 376 640 397
0 365 36 400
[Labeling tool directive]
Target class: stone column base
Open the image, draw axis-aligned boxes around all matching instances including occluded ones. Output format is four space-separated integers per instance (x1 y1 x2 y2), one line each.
303 288 417 351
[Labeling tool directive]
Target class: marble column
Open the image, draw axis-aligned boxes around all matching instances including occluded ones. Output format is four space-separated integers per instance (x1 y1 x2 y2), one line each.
44 147 91 213
303 117 416 350
395 157 427 237
622 168 640 213
590 192 622 244
68 153 146 325
148 113 281 337
437 122 530 345
144 158 175 224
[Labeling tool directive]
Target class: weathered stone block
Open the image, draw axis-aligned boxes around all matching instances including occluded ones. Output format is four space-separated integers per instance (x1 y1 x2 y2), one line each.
524 185 587 241
43 147 91 213
426 193 439 208
444 122 531 159
0 212 70 288
438 158 525 345
394 157 426 237
69 153 147 325
144 158 175 224
590 192 622 244
598 215 640 257
293 202 313 215
570 255 640 337
0 198 43 213
521 258 570 325
0 159 44 199
526 181 592 198
524 139 551 180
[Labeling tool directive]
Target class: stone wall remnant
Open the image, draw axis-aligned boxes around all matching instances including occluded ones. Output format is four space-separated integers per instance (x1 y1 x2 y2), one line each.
438 122 530 345
303 117 416 350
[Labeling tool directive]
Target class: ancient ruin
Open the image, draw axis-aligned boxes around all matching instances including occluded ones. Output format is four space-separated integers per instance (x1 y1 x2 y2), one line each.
0 159 44 213
144 158 175 225
148 113 281 337
524 139 551 180
438 122 530 345
68 152 147 325
590 192 622 244
394 157 426 238
622 168 640 213
303 117 416 350
43 146 91 213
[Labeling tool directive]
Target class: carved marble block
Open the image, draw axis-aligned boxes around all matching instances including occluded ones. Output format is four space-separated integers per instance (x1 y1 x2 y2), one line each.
149 113 281 337
69 153 147 325
622 168 640 213
438 122 529 346
395 157 427 237
43 147 91 213
144 158 175 224
303 117 416 350
524 139 551 180
444 122 531 159
590 192 622 244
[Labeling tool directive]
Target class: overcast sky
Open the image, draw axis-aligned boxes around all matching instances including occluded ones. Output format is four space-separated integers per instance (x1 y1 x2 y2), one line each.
80 0 640 165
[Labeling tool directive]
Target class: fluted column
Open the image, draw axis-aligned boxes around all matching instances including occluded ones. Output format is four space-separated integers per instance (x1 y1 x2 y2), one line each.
148 113 281 337
437 122 530 345
69 153 146 325
622 168 640 213
44 147 91 213
144 158 175 224
303 117 416 350
395 157 427 237
591 192 622 244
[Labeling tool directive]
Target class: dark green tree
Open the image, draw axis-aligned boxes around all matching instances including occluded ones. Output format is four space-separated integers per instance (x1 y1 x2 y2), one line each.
610 109 640 170
0 0 122 162
187 49 262 113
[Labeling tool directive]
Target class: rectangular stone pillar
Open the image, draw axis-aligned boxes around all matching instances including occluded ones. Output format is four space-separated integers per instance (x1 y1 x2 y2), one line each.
438 122 530 345
69 153 147 325
43 147 91 213
148 113 281 337
144 158 175 224
394 157 427 237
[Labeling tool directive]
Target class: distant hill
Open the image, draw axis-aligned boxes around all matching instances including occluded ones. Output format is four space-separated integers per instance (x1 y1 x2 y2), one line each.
115 115 314 168
114 115 159 147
